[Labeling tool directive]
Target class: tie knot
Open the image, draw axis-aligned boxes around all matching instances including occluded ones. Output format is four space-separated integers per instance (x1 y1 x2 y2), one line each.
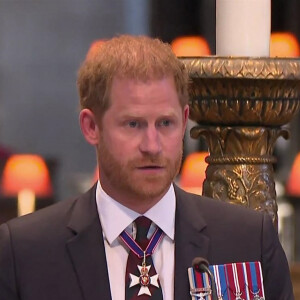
135 216 152 246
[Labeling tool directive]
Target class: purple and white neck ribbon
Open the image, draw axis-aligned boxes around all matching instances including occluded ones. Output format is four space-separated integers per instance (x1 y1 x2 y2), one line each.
120 226 164 258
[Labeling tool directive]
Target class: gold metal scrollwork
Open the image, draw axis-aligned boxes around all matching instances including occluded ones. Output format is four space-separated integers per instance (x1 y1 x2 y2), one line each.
180 57 300 226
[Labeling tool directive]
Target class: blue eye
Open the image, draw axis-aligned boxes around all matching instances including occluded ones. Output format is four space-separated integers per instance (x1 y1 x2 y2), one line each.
128 121 139 128
159 120 171 127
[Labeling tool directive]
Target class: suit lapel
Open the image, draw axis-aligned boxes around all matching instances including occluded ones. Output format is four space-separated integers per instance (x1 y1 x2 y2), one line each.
66 185 112 300
64 184 210 300
174 186 210 300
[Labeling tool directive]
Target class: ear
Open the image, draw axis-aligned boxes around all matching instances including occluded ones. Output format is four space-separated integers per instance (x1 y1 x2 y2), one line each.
182 104 190 136
79 109 100 145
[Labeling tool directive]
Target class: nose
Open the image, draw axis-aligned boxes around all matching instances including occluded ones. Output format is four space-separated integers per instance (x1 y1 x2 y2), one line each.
139 126 162 155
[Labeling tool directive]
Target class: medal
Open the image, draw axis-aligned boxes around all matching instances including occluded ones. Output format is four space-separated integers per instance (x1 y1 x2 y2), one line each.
188 261 265 300
233 291 244 300
120 225 164 297
190 287 211 300
213 264 226 300
129 252 160 296
250 289 265 300
231 263 244 300
245 262 265 300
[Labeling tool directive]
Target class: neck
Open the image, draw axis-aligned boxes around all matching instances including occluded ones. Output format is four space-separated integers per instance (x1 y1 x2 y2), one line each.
116 197 162 214
99 181 169 214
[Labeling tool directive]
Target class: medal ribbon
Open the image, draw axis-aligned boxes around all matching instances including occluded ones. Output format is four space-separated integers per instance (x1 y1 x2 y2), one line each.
188 262 265 300
246 262 264 299
232 263 242 297
120 226 164 258
212 264 223 299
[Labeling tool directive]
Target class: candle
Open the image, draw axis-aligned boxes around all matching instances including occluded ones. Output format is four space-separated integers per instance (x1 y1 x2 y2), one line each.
216 0 271 57
18 189 35 216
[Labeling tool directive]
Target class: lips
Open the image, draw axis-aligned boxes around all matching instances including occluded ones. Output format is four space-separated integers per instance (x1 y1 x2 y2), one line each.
138 166 163 169
132 158 166 170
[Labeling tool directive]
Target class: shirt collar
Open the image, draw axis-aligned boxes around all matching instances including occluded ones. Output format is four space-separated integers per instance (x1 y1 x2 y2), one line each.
96 181 176 245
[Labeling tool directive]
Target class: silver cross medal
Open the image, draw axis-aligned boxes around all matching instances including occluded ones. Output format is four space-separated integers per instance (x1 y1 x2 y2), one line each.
190 287 212 300
252 294 264 300
251 289 264 300
129 251 160 296
234 291 244 300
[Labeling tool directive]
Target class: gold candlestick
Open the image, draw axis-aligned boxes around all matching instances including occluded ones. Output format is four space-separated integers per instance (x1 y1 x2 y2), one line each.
181 56 300 226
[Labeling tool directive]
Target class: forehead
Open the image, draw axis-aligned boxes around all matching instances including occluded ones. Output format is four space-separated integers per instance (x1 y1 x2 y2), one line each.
109 76 180 108
102 76 183 121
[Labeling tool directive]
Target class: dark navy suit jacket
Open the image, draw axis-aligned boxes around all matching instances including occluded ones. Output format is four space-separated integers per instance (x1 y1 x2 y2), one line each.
0 184 294 299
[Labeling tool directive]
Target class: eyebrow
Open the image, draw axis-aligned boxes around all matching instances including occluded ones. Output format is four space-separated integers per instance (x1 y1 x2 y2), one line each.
119 109 179 119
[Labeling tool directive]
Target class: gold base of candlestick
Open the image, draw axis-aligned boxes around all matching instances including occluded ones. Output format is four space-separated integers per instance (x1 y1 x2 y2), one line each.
181 56 300 226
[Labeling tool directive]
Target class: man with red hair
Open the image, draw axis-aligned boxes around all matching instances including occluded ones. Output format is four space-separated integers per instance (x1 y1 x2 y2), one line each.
0 35 293 300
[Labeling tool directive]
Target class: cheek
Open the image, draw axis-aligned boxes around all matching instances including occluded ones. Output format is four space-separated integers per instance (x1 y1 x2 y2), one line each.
163 136 183 154
105 133 138 158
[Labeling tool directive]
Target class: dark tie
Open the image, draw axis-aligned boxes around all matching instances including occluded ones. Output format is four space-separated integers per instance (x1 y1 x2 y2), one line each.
125 216 164 300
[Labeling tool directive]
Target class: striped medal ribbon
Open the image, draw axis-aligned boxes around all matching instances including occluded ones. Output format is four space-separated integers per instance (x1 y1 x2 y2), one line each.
188 261 265 300
120 227 164 259
244 262 265 300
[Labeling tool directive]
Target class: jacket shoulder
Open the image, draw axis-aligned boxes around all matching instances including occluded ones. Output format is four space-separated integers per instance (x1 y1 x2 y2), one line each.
174 185 265 224
2 185 97 242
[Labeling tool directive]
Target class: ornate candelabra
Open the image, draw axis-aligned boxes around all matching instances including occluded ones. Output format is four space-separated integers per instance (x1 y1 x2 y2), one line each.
181 57 300 225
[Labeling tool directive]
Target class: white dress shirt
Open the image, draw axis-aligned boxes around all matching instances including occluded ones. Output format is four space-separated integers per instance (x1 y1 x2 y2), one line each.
96 181 176 300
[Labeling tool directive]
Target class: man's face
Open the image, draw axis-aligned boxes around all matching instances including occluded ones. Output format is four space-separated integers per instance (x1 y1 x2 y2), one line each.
97 76 189 210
